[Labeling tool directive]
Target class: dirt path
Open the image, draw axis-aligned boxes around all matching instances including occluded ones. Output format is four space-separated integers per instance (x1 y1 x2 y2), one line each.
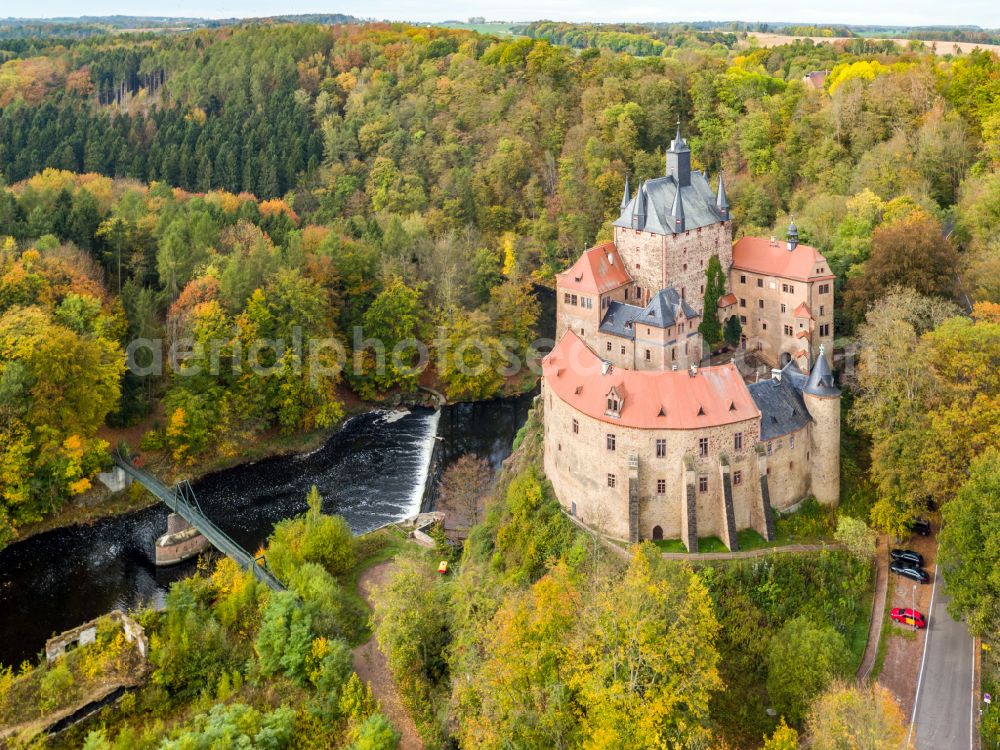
857 537 889 682
351 560 424 750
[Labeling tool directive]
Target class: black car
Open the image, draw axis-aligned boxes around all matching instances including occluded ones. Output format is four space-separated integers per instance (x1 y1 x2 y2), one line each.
890 561 930 583
911 518 932 536
890 549 925 567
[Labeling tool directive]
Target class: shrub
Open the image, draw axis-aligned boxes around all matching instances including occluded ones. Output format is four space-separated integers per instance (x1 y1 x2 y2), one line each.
766 615 851 724
267 486 357 580
255 590 316 685
39 661 76 712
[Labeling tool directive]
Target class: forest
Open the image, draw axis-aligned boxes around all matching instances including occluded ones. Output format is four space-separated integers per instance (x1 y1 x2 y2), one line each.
0 16 997 554
0 15 999 750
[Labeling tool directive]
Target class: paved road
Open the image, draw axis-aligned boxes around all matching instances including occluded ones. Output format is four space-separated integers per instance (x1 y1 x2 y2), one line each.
912 581 976 750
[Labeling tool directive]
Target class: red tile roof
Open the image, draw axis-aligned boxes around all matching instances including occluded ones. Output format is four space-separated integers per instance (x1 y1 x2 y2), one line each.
557 242 632 294
543 331 759 430
794 302 813 319
718 293 738 308
732 237 834 282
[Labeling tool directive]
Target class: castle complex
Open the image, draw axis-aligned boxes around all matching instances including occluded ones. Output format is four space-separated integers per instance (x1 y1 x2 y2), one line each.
541 127 841 550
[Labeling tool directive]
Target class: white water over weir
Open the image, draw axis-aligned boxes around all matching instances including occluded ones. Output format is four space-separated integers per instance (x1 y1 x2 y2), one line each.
407 408 442 518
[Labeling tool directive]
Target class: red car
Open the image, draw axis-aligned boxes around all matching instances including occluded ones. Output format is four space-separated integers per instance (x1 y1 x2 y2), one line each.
890 607 927 628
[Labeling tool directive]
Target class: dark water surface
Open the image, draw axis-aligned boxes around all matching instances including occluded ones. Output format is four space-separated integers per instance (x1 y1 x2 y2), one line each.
0 392 534 667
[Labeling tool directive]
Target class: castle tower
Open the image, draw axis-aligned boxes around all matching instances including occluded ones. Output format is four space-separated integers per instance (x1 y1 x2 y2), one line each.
665 122 691 187
802 344 840 505
786 218 798 251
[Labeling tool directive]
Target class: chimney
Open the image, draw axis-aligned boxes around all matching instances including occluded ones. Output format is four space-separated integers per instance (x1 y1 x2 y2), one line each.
689 363 698 377
771 368 782 382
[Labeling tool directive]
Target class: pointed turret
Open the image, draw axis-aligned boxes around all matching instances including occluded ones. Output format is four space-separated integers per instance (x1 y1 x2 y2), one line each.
801 343 841 506
620 174 630 211
786 217 799 251
671 185 685 233
804 344 838 396
666 120 692 187
716 171 729 219
632 182 647 231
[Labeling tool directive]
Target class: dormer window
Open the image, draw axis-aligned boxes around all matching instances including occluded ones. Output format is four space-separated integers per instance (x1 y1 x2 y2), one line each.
605 386 623 418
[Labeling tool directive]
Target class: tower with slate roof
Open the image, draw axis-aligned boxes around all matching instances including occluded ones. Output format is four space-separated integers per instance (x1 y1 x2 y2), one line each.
801 344 841 505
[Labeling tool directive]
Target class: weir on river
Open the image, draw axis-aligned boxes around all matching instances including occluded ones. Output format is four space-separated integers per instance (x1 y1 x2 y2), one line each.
0 394 535 667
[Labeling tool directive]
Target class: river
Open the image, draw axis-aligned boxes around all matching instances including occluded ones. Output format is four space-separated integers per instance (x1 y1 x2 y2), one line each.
0 392 535 668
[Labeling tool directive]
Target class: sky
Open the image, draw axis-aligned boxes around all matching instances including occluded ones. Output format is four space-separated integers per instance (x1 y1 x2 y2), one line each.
2 0 998 29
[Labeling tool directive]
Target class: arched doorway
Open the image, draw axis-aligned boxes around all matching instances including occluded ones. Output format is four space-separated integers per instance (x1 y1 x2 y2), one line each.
780 351 792 367
652 525 663 541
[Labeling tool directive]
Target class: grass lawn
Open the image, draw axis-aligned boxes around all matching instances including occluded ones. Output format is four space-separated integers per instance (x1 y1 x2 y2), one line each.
654 539 688 553
736 528 770 550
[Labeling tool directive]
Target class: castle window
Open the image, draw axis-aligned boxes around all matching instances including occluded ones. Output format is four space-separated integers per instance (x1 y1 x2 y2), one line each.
657 479 666 495
636 286 642 298
820 324 830 337
620 345 626 355
656 439 666 457
819 283 830 294
700 285 705 294
740 274 746 284
767 441 773 456
740 315 747 324
757 279 764 288
602 297 609 309
819 305 825 316
733 470 742 485
608 473 617 488
699 437 709 457
645 349 651 360
734 432 743 451
571 294 578 305
625 288 629 300
790 434 795 449
782 283 791 293
700 260 704 268
607 341 612 351
671 348 676 361
607 434 616 451
681 288 685 299
781 303 786 313
683 263 688 271
581 328 585 336
635 263 640 269
698 476 708 493
572 419 579 434
679 323 684 333
789 461 794 470
740 298 746 308
581 297 593 309
762 322 768 331
685 342 689 354
784 325 793 336
758 299 764 309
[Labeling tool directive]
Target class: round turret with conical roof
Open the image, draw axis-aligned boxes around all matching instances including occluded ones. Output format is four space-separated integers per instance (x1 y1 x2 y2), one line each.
802 344 840 505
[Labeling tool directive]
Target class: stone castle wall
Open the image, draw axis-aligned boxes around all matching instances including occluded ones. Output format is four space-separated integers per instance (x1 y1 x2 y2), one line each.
614 221 733 315
541 376 819 544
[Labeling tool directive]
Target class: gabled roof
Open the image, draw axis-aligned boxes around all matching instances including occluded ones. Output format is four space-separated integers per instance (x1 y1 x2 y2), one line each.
748 361 813 440
557 242 632 295
732 237 834 282
543 331 759 430
614 172 726 235
794 302 813 319
718 293 738 308
600 300 643 339
639 287 698 328
599 288 698 339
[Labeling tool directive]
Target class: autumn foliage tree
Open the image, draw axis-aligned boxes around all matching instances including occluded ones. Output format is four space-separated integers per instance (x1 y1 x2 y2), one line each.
844 211 958 323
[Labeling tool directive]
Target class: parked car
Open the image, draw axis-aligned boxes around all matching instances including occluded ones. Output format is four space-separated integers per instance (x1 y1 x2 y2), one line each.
890 607 927 628
911 518 932 536
890 549 925 567
890 561 930 583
